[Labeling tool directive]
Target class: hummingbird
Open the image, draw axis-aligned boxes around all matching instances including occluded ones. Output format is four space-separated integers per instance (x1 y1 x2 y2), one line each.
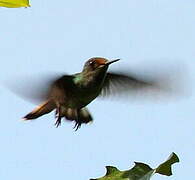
22 57 176 130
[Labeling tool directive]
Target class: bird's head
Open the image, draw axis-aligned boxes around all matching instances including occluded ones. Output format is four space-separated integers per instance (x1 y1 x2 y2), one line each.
82 57 120 74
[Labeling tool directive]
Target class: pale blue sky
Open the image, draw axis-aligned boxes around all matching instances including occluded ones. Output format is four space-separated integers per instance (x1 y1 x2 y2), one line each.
0 0 195 180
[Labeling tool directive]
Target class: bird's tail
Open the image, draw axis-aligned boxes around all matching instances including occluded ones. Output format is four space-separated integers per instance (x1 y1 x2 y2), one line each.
23 100 56 120
57 107 93 130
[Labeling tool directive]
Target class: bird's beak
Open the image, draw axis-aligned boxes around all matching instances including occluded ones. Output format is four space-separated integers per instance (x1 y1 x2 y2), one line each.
106 59 120 65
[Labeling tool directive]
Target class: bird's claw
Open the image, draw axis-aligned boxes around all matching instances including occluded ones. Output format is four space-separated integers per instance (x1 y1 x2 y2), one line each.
55 111 61 128
54 107 62 128
73 121 81 131
55 120 61 128
54 116 61 128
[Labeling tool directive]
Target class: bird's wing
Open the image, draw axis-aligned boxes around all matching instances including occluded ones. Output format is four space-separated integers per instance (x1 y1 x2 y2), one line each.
99 71 178 101
49 75 76 102
5 72 65 104
100 72 154 97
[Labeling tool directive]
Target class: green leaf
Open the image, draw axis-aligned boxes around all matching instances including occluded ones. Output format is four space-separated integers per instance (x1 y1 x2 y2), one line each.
90 152 179 180
155 152 179 176
0 0 30 8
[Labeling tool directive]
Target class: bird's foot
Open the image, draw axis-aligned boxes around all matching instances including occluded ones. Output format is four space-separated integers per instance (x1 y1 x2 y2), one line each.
73 120 81 131
54 118 61 128
54 116 61 128
54 107 62 128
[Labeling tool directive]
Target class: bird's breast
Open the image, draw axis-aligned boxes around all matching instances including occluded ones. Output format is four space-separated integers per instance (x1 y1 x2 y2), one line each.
75 86 101 107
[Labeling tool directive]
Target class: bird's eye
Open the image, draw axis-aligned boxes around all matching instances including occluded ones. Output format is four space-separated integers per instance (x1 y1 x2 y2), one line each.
89 61 96 69
89 61 94 65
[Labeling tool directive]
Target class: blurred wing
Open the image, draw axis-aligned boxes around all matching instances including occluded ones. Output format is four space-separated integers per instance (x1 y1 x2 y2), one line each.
101 72 155 98
49 75 76 102
100 60 188 101
100 70 185 102
5 72 65 104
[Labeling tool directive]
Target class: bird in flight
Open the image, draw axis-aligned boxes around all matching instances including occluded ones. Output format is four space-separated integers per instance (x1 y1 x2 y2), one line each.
20 57 179 130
